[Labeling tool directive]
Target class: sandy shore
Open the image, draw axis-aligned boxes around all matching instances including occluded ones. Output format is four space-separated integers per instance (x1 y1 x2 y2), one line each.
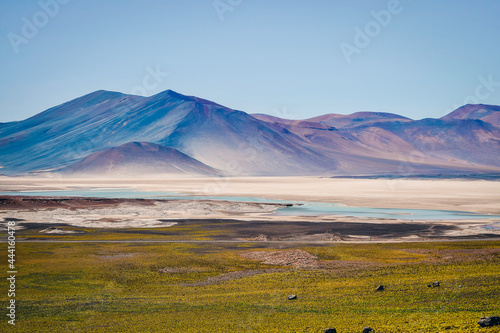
1 176 499 214
0 196 500 242
0 196 496 239
0 196 288 228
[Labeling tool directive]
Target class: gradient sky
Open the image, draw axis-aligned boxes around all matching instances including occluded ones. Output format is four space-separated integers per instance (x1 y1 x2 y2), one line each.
1 0 499 122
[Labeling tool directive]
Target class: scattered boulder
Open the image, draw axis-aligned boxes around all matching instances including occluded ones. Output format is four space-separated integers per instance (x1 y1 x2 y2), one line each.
478 316 500 327
39 227 76 234
323 234 342 241
40 227 58 233
362 327 375 333
324 329 337 333
288 295 297 300
428 281 440 287
375 285 384 291
251 234 272 241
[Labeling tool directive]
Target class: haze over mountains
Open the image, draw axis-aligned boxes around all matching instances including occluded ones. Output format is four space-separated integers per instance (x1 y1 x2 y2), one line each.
61 142 219 176
1 89 499 177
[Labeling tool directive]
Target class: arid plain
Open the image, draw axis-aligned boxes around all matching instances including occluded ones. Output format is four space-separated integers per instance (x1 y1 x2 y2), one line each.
1 176 499 241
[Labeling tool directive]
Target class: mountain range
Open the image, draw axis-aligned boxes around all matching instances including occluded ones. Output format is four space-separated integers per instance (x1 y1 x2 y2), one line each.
1 89 499 177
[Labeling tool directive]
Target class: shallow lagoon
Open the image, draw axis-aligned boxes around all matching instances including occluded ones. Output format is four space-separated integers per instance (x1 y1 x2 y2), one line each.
1 188 499 221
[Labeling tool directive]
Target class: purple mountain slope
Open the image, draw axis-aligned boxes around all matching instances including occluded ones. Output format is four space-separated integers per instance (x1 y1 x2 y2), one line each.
61 142 219 176
305 111 412 129
256 115 500 175
0 90 499 177
252 112 411 129
0 90 335 176
0 90 146 173
366 118 500 167
441 104 500 126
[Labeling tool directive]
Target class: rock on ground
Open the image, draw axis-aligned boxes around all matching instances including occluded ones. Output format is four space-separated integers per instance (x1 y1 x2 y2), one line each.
478 316 500 327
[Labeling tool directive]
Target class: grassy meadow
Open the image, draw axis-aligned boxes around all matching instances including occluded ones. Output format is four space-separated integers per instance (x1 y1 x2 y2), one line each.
1 229 499 332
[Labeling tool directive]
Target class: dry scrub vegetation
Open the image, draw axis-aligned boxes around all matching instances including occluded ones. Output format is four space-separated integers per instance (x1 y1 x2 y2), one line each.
2 238 499 332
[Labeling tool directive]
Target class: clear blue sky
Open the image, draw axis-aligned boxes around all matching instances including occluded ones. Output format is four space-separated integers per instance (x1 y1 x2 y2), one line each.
1 0 499 122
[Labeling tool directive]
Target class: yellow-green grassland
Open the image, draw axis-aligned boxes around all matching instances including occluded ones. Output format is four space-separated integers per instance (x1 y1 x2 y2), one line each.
1 231 499 332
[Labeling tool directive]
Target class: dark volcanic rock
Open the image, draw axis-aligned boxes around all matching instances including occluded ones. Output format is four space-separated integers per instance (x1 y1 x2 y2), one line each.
362 327 375 333
478 316 500 327
324 329 337 333
375 285 384 291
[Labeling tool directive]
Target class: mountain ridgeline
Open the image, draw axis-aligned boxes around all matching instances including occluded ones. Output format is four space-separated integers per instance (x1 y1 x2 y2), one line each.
1 90 499 177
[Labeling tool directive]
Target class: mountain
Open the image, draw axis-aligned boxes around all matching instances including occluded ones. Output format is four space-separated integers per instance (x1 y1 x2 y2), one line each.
349 118 500 170
441 104 500 126
0 89 499 177
61 142 219 176
0 90 334 176
252 111 411 129
253 107 500 175
0 90 146 174
305 111 412 129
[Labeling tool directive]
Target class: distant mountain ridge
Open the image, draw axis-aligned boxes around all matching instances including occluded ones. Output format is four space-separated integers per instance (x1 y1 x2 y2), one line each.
0 90 499 177
441 104 500 126
61 142 219 176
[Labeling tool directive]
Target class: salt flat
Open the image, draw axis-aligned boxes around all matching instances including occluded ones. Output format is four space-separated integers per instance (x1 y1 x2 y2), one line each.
1 177 499 240
1 176 499 214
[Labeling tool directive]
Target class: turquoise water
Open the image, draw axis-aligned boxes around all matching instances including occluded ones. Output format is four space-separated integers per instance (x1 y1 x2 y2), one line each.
1 189 499 221
277 202 495 220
